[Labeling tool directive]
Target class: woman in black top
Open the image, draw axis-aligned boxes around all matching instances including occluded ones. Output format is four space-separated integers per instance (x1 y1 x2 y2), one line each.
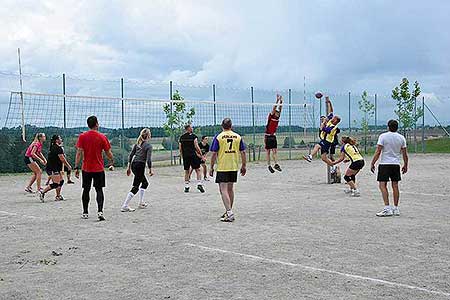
39 135 72 202
199 136 210 180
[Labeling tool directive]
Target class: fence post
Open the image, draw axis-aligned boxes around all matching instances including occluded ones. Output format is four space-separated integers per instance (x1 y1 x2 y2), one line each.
422 96 425 153
170 81 173 165
288 89 292 160
348 91 351 133
213 84 216 130
62 73 66 130
374 93 377 137
414 97 417 153
121 78 125 167
251 86 256 161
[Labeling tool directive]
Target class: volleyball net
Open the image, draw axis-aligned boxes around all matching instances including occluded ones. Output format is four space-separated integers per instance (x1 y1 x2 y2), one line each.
3 91 316 171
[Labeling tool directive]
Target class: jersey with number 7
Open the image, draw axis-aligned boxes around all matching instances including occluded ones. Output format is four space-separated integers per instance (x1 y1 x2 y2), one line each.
210 130 246 172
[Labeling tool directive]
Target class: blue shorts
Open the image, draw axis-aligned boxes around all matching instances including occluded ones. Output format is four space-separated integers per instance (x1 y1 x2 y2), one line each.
319 140 332 154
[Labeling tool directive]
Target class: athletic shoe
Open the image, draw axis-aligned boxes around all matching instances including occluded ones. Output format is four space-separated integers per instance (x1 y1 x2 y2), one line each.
184 186 190 193
97 212 106 221
376 208 393 217
121 206 136 212
55 195 64 201
330 166 337 174
81 213 89 219
25 187 33 193
268 166 275 173
67 180 75 184
344 188 353 194
303 154 312 162
197 185 205 193
204 177 210 181
39 190 45 203
221 213 235 222
392 207 400 216
138 202 149 209
350 190 360 197
274 164 282 172
220 212 227 219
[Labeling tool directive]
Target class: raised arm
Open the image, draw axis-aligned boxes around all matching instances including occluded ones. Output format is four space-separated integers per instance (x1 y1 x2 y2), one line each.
271 94 280 114
325 96 333 115
278 95 283 113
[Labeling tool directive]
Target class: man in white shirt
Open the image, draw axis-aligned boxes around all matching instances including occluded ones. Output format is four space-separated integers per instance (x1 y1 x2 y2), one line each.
370 120 409 217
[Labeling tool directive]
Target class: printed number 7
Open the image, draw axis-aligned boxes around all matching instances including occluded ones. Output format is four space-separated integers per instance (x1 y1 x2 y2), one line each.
227 139 233 150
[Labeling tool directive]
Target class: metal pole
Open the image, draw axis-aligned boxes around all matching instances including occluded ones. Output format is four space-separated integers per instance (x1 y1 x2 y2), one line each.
422 96 425 153
348 91 351 133
170 81 173 165
374 93 377 137
121 78 125 167
288 89 292 160
414 97 417 153
63 73 66 130
17 48 26 142
251 86 256 161
213 84 216 128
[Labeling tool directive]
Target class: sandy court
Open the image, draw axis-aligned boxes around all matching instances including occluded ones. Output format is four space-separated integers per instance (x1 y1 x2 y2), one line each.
1 154 449 300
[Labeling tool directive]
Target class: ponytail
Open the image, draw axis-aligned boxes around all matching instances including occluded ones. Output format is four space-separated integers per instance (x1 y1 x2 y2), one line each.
33 133 45 143
137 128 151 145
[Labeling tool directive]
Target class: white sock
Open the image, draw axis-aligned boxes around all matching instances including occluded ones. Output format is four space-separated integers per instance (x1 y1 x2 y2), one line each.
122 192 134 208
138 188 146 204
393 205 398 209
227 209 234 216
197 179 203 186
384 205 391 210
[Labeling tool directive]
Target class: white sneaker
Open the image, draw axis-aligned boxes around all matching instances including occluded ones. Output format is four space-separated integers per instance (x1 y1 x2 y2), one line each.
81 213 89 219
138 202 149 209
376 208 393 217
121 206 136 212
392 207 400 216
350 190 360 197
303 154 312 162
344 188 353 194
330 166 337 174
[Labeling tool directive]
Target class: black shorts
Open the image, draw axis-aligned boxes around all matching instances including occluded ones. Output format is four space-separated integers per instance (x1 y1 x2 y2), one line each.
82 171 106 189
46 168 61 176
24 156 34 165
183 155 201 171
215 171 238 183
377 164 401 182
330 144 337 155
265 135 277 150
319 140 332 154
349 160 365 171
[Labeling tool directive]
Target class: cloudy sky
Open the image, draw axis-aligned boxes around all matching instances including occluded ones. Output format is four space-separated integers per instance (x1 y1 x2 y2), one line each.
1 0 449 126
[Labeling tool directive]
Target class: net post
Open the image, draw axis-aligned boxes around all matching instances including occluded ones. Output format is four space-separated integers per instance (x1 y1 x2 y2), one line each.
170 81 174 165
414 97 417 153
121 78 125 167
374 93 377 138
251 86 256 161
213 84 216 128
288 88 292 160
62 73 66 131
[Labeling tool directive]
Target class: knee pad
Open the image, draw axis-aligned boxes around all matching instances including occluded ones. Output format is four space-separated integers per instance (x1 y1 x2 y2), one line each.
130 186 139 195
50 182 59 189
59 180 64 187
344 175 352 183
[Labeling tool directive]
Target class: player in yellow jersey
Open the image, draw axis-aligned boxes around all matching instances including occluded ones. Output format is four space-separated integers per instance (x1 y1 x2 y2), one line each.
303 96 341 167
209 118 247 222
332 136 365 197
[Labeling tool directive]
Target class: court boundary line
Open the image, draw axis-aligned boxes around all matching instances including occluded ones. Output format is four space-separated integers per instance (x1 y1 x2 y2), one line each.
184 243 450 298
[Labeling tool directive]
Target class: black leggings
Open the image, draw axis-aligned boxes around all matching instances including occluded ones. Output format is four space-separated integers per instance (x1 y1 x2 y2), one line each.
130 162 148 194
82 187 104 214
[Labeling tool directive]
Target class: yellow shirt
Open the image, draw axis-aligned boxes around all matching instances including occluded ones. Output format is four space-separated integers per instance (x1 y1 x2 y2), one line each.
341 143 363 163
210 130 246 172
320 120 339 143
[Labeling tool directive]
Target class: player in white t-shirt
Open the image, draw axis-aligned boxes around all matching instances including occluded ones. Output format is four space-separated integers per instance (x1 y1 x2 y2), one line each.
370 120 409 217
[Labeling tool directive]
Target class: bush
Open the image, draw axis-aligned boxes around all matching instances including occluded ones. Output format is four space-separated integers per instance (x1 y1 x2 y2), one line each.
161 137 179 151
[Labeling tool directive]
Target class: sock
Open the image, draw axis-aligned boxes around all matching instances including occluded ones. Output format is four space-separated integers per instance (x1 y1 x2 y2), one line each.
122 192 134 208
138 188 146 204
384 205 391 210
393 205 398 209
197 179 203 186
227 209 234 216
185 181 190 188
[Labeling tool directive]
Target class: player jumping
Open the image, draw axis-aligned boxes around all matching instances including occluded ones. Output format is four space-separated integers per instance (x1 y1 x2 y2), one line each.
265 94 283 173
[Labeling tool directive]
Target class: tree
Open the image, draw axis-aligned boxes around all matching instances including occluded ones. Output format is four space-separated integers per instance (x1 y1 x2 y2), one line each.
162 90 195 150
358 91 375 153
391 78 423 136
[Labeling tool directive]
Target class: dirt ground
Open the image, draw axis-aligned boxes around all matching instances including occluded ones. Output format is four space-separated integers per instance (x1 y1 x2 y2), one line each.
1 154 449 300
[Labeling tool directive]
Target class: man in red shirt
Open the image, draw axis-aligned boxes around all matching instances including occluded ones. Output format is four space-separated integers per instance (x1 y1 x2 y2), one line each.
265 94 283 173
75 116 114 221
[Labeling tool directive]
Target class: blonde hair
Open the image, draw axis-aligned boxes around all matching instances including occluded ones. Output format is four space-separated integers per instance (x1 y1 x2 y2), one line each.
33 133 45 143
137 128 151 145
342 136 357 145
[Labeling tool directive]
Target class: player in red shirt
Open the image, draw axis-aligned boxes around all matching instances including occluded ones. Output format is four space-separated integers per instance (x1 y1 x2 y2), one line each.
74 116 114 221
265 94 283 173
